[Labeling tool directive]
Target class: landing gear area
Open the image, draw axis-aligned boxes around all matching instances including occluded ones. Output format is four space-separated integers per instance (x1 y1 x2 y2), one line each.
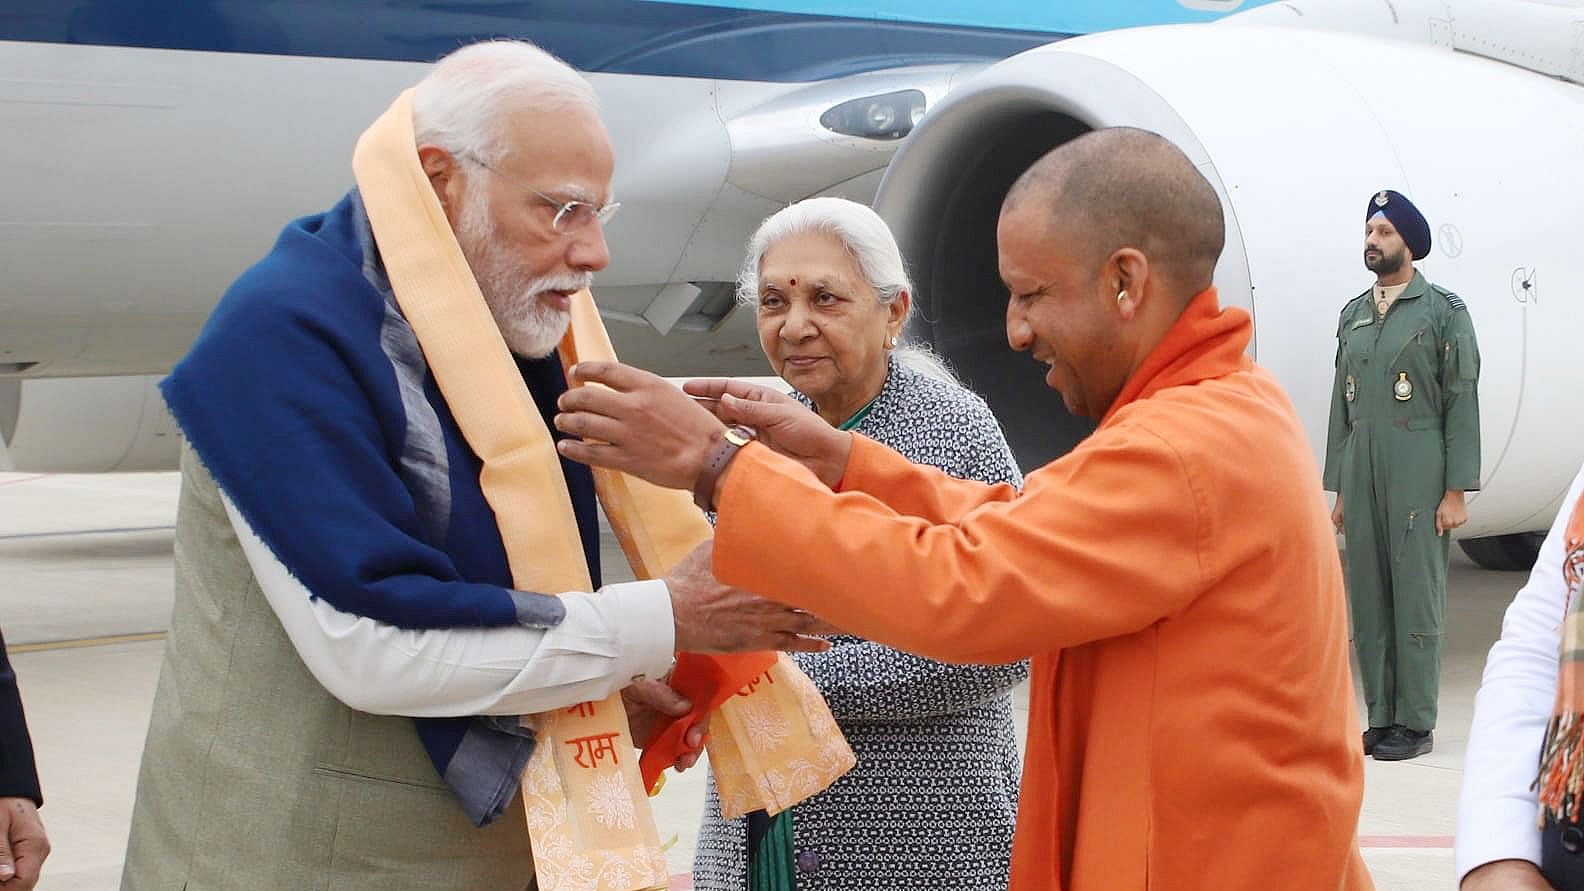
1459 531 1546 572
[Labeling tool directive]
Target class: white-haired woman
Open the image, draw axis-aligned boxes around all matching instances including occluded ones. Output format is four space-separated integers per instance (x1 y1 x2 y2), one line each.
693 197 1028 891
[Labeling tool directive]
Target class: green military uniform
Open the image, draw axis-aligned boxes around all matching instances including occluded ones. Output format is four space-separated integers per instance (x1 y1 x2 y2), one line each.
1323 270 1481 733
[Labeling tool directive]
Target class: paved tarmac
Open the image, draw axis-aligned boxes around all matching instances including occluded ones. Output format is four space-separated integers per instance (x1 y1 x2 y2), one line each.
0 469 1531 890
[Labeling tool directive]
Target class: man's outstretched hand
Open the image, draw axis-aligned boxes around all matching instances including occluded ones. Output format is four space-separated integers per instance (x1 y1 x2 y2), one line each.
555 364 855 509
682 379 853 490
664 541 835 655
556 362 724 492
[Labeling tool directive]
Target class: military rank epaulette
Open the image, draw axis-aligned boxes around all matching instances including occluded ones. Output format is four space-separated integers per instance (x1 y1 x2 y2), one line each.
1428 284 1466 312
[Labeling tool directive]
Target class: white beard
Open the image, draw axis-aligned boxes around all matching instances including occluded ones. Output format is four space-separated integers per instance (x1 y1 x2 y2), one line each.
455 191 587 359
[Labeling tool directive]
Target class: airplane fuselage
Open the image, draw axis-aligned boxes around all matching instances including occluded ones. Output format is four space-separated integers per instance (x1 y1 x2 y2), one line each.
2 0 1578 561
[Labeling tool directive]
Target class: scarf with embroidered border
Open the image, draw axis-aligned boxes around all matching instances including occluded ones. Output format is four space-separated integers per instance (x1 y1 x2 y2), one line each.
353 88 853 889
1537 488 1584 825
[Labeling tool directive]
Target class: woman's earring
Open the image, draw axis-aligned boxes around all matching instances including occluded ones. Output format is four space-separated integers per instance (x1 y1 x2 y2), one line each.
886 336 897 349
1116 290 1128 305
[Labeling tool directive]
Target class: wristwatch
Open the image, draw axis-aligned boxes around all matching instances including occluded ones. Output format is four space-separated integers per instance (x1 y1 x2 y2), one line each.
693 425 757 511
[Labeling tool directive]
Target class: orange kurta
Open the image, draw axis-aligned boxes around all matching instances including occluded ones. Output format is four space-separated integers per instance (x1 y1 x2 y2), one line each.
713 290 1373 890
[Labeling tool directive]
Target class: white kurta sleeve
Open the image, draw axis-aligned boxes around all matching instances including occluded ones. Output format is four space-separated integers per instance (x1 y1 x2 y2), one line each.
1455 462 1584 882
221 495 676 718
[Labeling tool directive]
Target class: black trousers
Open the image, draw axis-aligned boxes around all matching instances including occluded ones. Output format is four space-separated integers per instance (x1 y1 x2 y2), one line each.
1542 817 1584 889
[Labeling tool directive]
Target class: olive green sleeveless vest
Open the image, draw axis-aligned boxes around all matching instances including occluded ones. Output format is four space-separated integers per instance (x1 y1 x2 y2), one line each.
121 447 535 890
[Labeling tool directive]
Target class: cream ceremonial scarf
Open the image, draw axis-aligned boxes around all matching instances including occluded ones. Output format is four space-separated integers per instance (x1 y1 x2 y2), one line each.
352 89 852 891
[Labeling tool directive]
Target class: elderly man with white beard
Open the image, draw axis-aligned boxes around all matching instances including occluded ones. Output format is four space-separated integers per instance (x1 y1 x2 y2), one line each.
119 40 829 891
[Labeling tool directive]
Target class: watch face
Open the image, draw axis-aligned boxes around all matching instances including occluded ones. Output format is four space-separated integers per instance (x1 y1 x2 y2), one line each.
724 427 753 446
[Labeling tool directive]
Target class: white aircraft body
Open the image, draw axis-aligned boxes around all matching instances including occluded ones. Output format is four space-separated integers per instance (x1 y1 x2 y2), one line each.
1 0 1579 569
876 0 1584 566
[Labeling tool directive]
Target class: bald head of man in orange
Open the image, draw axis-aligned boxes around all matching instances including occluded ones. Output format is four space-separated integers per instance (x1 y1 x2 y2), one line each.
997 127 1225 419
556 127 1375 891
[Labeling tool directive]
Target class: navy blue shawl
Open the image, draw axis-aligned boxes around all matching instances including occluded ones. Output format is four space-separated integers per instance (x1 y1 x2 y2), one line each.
161 192 601 824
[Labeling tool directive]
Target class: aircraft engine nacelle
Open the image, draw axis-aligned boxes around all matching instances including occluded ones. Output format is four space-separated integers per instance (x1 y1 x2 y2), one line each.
0 375 178 473
877 23 1584 539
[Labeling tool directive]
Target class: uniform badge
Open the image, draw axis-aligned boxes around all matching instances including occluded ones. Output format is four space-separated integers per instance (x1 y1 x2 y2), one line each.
1375 191 1389 208
1393 372 1413 401
1344 374 1356 403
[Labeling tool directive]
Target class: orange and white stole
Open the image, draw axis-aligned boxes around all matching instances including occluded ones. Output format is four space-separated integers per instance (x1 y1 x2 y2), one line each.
353 89 853 890
1538 488 1584 827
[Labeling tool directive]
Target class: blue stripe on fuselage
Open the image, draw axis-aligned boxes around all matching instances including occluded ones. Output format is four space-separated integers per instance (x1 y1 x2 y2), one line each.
0 0 1076 82
647 0 1272 34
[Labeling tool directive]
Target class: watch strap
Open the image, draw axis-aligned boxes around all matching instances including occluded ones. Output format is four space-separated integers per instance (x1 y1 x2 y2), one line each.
694 427 753 511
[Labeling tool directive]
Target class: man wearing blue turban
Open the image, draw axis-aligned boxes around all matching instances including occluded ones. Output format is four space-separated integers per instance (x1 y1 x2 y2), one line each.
1323 189 1482 762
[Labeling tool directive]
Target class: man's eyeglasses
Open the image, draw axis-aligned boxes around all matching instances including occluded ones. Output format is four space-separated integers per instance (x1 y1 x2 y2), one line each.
457 153 620 234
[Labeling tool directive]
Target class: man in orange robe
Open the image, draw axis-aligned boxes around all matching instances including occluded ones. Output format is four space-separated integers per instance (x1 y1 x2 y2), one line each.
556 127 1374 890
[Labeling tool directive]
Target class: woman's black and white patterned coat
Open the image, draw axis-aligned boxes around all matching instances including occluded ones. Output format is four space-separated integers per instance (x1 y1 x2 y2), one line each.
693 356 1029 891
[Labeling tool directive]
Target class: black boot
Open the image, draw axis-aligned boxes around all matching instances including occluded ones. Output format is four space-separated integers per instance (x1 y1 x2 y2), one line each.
1362 725 1396 756
1373 726 1433 761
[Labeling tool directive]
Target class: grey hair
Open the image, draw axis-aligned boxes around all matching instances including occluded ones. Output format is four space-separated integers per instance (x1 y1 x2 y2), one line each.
412 40 599 166
737 197 958 385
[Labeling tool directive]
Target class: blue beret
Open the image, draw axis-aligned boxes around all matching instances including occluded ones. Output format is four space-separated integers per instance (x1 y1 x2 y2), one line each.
1367 189 1431 260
